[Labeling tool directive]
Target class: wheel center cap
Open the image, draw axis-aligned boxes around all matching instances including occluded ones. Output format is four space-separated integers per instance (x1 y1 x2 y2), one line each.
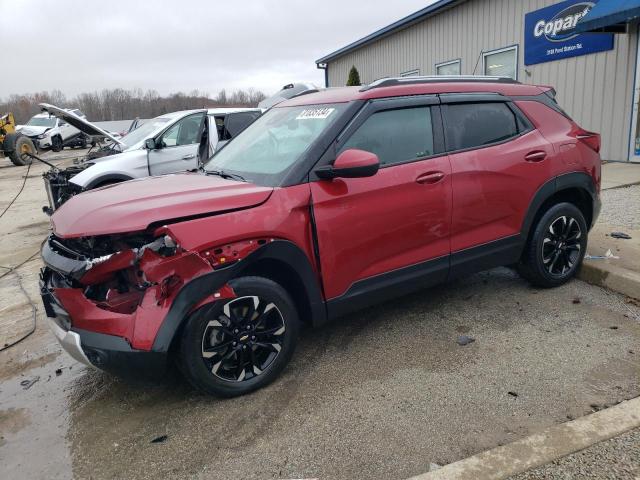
239 334 249 342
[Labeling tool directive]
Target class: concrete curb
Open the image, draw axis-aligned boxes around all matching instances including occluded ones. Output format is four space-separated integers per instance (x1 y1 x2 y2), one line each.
578 262 640 301
407 397 640 480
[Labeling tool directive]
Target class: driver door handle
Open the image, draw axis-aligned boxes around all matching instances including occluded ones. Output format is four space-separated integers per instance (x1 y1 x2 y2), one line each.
525 151 547 162
182 154 196 160
416 171 445 184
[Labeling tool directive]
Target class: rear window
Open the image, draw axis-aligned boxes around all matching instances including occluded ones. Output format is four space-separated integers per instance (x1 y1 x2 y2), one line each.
445 102 519 151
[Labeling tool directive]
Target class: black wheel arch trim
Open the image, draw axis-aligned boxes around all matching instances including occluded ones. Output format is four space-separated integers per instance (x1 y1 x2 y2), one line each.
85 173 133 189
521 172 598 240
151 240 325 353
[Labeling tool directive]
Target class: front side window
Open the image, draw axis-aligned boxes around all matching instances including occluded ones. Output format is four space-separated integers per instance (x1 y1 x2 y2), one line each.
159 114 203 147
205 103 349 186
436 60 461 76
483 46 517 79
445 102 518 151
340 107 434 166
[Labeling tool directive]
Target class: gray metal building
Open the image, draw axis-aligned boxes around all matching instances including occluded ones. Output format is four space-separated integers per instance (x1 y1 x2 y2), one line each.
316 0 640 162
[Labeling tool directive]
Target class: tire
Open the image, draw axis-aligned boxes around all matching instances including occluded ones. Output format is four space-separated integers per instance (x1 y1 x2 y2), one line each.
9 135 36 166
78 135 87 149
178 276 300 397
51 135 63 152
517 202 588 288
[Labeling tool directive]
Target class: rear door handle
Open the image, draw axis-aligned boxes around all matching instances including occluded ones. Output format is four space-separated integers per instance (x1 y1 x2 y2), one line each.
525 151 547 162
416 171 445 184
182 154 196 160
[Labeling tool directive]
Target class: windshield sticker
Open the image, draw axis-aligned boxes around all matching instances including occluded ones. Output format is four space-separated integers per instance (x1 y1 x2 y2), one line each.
296 108 335 120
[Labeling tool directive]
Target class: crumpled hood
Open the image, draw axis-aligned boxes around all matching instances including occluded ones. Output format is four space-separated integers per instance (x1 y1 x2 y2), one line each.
18 126 49 136
52 173 273 238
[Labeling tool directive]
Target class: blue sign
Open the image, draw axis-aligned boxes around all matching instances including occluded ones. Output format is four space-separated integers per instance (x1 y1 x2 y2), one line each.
524 0 614 66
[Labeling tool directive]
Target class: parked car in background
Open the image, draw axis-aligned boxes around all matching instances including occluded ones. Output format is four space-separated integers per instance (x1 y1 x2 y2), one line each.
17 108 89 151
40 76 601 397
42 107 262 212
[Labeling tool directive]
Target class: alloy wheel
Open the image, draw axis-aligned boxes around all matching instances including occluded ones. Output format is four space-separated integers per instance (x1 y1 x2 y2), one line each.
201 296 286 382
542 215 582 276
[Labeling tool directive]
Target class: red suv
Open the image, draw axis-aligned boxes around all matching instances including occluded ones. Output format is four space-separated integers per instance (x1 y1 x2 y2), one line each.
40 77 601 396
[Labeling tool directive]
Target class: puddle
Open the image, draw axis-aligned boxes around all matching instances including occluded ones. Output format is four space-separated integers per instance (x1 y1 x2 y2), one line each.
0 353 88 479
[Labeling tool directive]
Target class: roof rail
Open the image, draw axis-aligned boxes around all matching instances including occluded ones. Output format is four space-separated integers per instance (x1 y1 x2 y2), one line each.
359 75 520 92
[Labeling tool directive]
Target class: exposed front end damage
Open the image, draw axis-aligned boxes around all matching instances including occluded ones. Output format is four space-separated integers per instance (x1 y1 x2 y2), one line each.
40 230 270 377
43 164 90 214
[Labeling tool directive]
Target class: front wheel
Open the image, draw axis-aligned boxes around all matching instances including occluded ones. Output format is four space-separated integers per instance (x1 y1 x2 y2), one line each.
178 276 300 397
9 135 36 166
51 136 63 152
517 202 588 288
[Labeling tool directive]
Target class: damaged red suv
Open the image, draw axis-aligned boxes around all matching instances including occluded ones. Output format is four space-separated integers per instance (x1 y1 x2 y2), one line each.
41 77 601 396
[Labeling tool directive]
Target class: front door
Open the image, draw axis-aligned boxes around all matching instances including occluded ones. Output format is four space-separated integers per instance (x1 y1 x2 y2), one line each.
149 112 205 175
310 97 452 312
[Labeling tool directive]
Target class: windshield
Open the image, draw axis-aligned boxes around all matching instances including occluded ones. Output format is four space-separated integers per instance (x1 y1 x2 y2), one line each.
26 116 56 128
205 104 347 186
119 117 170 148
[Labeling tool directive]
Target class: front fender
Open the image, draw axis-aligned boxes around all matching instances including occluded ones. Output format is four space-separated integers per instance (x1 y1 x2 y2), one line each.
151 240 326 352
70 151 147 188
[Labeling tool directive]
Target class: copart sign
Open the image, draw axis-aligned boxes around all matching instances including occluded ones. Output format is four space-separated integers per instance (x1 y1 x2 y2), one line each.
524 0 613 65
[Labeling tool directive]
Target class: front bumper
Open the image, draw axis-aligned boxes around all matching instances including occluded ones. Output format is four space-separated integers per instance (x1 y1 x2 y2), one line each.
39 269 168 379
46 310 92 366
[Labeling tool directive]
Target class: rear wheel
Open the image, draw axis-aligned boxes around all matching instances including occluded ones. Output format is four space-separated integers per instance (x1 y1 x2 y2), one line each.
9 135 36 166
179 276 299 397
51 135 63 152
517 202 587 288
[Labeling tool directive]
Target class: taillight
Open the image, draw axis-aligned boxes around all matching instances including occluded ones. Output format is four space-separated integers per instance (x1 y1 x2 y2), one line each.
576 129 601 153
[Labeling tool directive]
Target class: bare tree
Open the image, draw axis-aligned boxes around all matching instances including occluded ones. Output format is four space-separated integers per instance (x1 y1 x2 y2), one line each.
0 87 268 123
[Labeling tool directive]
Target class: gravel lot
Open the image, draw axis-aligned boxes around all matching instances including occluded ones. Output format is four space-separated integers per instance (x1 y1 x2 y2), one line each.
511 428 640 480
0 153 639 479
599 185 640 229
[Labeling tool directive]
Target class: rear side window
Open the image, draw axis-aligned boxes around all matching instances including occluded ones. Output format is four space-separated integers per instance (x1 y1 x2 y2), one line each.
445 102 519 151
340 107 434 166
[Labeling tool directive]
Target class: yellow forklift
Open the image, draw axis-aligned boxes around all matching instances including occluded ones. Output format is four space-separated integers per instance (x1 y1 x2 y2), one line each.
0 112 36 166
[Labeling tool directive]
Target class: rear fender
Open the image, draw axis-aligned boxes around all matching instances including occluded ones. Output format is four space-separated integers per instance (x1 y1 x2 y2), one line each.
521 172 598 240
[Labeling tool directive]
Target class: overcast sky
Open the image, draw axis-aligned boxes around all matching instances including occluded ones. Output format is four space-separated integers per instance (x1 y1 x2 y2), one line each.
0 0 436 99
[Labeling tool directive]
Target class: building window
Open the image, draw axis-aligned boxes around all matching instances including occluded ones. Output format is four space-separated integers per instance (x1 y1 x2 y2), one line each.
482 45 518 80
400 68 420 77
435 59 461 76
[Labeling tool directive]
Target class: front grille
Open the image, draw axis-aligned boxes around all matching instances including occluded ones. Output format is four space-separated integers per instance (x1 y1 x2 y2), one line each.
43 167 86 210
48 234 115 260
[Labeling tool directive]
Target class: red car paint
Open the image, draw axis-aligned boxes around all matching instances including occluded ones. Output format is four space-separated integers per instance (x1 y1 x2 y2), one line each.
45 80 601 358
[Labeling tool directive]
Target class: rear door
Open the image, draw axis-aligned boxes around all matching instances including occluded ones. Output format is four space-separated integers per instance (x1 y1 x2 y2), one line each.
310 96 452 311
148 112 205 175
442 95 553 254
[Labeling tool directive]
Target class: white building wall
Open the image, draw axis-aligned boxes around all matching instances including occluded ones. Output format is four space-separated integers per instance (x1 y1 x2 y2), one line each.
325 0 638 161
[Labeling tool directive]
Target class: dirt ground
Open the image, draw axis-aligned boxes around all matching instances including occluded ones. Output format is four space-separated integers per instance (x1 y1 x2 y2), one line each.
0 150 638 480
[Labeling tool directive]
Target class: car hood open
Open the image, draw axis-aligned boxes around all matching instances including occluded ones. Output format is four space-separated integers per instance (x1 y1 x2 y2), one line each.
39 103 124 146
51 173 274 238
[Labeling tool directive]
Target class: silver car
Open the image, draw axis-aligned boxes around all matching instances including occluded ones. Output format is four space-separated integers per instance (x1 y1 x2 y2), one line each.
42 106 262 211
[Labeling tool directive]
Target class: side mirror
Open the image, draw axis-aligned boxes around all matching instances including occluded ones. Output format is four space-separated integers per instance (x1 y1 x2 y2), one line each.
145 138 158 150
315 149 380 180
